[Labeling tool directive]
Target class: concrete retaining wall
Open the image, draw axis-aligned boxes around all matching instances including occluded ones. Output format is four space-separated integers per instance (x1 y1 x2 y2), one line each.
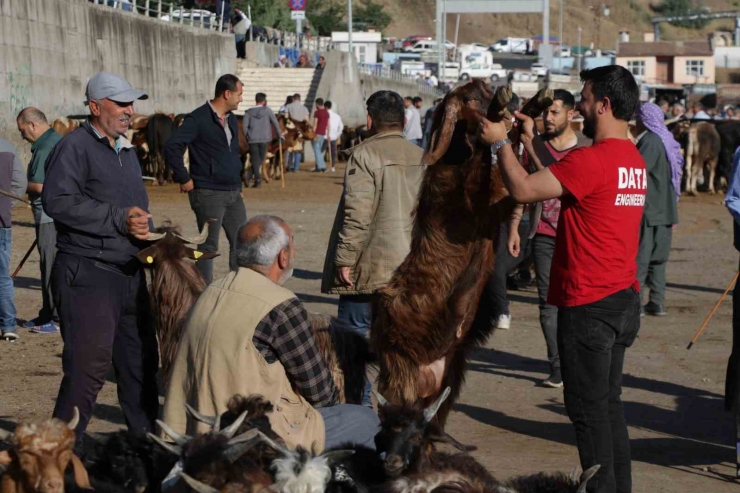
0 0 236 158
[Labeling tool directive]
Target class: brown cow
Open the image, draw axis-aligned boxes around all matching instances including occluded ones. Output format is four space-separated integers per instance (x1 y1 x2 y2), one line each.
685 122 721 195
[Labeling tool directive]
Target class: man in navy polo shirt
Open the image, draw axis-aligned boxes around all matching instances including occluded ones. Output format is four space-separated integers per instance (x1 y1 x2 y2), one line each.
165 74 246 284
43 72 158 439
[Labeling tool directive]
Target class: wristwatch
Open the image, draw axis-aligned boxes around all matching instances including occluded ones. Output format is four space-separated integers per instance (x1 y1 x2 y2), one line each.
490 138 512 164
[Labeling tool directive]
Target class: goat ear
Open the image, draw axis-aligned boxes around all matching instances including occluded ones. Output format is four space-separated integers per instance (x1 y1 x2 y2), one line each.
322 450 355 465
70 453 92 490
423 95 461 166
577 465 601 493
428 431 477 452
0 450 11 465
184 248 220 261
136 245 159 265
180 472 220 493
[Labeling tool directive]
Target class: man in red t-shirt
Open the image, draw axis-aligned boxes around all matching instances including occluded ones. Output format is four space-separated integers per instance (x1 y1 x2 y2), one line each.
480 66 643 493
312 98 331 172
507 89 590 389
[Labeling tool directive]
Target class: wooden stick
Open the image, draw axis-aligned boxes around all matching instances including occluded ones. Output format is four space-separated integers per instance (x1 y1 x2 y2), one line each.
0 189 31 205
687 271 739 350
279 141 285 189
11 239 37 278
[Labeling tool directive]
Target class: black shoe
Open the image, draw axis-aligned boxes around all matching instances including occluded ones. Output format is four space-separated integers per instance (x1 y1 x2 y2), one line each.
312 169 322 173
542 369 563 388
253 182 262 189
644 302 666 316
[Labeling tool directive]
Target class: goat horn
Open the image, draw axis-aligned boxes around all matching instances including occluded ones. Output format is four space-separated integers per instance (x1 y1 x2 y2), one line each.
146 433 182 456
156 420 190 446
423 386 452 422
147 232 167 241
257 431 292 457
184 404 217 427
220 410 249 439
0 428 11 441
578 465 601 493
68 407 80 431
372 391 389 407
173 220 211 245
227 427 259 446
179 473 220 493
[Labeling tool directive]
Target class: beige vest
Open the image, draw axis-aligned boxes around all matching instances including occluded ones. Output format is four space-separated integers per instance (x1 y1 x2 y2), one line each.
162 268 326 451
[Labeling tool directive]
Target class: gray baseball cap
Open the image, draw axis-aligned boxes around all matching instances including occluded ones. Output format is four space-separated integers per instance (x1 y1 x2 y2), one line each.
84 72 148 105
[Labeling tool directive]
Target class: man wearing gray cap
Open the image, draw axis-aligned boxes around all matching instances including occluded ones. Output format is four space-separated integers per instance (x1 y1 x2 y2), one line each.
42 72 159 439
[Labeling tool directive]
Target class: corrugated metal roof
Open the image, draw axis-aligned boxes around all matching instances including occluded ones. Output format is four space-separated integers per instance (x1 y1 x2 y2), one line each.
617 40 713 57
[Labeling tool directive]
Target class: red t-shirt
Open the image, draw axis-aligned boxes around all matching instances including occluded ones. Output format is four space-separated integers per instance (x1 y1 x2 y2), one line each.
314 108 330 136
547 138 647 307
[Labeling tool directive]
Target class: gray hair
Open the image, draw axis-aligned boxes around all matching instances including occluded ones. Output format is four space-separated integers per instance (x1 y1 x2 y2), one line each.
236 215 290 269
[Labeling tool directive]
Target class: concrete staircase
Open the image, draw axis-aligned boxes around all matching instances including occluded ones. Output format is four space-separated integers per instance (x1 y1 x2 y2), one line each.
236 63 322 114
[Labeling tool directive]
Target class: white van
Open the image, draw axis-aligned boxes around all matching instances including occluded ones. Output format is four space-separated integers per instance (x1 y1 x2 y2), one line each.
490 37 530 54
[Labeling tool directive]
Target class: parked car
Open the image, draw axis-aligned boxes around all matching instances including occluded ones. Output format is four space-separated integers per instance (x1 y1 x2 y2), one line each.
161 9 214 27
511 70 537 82
403 40 455 54
490 37 530 54
395 35 432 51
530 63 548 78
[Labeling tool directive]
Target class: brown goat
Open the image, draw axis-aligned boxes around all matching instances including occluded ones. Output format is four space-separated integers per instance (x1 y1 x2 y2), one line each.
0 408 91 493
136 222 218 386
50 118 78 137
371 81 553 426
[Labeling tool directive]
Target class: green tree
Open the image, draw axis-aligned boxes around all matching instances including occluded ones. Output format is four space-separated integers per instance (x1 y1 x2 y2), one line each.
307 1 346 36
353 0 391 31
651 0 709 29
232 0 292 28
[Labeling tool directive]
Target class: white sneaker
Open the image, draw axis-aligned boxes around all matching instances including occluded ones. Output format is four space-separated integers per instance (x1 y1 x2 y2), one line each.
331 167 336 172
496 314 511 330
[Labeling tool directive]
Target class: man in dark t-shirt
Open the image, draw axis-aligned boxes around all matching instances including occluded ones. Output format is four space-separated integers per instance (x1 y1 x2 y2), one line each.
312 98 330 172
481 66 643 493
507 89 590 389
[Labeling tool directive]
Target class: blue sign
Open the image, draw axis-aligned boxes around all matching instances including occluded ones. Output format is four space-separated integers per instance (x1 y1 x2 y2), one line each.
290 0 306 10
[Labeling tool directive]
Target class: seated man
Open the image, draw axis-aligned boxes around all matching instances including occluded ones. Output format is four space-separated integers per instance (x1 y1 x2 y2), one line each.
163 215 379 451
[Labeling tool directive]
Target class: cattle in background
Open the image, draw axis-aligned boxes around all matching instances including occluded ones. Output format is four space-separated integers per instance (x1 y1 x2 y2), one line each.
717 121 740 189
685 121 721 195
51 117 79 136
147 113 176 185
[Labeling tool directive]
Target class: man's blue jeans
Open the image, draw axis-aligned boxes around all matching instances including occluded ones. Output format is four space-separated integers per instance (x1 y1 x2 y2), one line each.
0 228 16 335
337 294 373 407
312 135 326 170
292 152 302 171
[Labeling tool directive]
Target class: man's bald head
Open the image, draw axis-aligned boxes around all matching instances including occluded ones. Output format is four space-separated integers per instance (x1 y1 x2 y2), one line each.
236 215 294 285
16 107 51 144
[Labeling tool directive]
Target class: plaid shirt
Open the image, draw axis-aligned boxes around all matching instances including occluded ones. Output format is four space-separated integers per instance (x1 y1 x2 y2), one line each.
253 298 339 407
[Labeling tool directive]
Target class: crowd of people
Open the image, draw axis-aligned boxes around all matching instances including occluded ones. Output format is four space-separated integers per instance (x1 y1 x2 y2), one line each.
2 62 740 493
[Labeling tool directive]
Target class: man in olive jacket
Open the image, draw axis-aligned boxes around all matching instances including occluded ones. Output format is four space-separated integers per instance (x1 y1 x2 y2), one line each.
321 90 425 405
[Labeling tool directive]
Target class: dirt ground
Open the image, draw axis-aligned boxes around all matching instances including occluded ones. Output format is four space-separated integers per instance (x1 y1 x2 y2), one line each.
1 160 739 492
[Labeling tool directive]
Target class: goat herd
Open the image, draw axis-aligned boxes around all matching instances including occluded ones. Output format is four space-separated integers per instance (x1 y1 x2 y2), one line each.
0 392 599 493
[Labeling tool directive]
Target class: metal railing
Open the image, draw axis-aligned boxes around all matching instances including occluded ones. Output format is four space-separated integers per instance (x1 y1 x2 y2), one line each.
357 63 441 95
90 0 227 31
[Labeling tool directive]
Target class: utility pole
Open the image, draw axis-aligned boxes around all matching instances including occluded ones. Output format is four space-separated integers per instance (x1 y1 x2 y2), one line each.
348 0 353 58
577 26 582 74
558 0 563 71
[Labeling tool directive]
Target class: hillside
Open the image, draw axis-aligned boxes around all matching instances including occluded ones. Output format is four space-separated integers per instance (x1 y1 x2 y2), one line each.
378 0 739 50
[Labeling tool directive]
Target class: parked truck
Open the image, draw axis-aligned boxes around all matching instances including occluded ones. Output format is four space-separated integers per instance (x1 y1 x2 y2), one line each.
459 51 508 81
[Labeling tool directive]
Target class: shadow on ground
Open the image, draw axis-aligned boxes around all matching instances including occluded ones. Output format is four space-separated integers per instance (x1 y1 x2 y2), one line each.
464 347 733 469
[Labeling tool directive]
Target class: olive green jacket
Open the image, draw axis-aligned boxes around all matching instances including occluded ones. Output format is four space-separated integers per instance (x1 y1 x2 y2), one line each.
321 131 425 295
